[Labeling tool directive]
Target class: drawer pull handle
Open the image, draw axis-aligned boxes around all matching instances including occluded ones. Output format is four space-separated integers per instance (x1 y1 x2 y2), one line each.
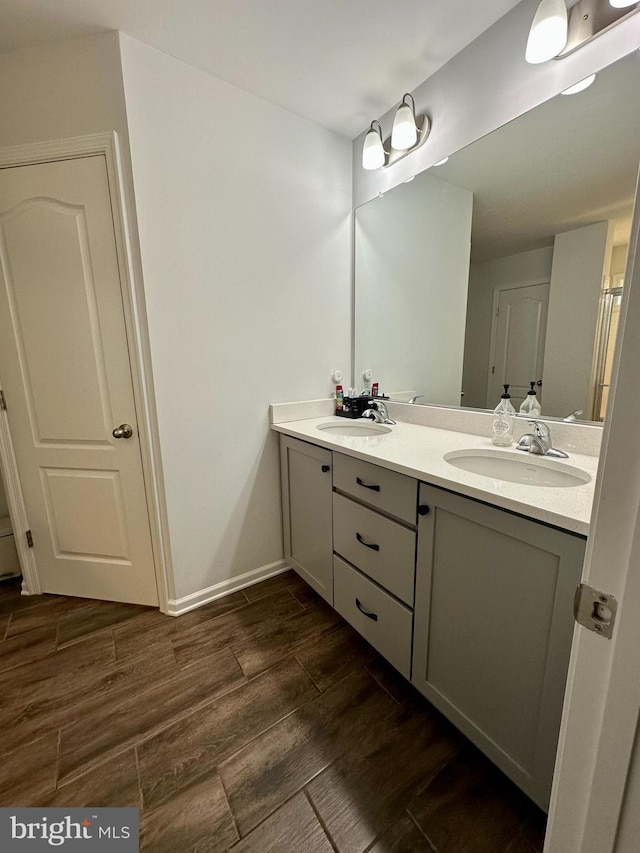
356 598 378 621
321 465 330 472
356 476 380 492
356 532 380 551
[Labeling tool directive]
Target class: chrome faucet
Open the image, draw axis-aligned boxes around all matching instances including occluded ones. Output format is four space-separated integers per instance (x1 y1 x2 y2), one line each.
516 420 568 458
362 400 396 425
563 409 583 422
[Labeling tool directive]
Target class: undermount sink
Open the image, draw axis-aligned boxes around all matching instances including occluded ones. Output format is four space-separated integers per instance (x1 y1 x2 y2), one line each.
316 420 392 437
444 449 591 488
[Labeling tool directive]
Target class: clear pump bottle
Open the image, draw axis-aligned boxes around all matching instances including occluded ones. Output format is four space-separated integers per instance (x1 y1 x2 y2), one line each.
492 384 516 446
519 382 542 417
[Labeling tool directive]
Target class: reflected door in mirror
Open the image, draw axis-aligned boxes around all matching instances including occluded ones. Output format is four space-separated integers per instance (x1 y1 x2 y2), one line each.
488 282 549 410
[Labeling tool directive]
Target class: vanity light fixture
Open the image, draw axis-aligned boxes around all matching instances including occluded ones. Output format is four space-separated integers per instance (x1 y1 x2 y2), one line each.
391 94 420 150
362 121 387 170
525 0 568 63
362 94 431 171
561 73 597 94
525 0 640 63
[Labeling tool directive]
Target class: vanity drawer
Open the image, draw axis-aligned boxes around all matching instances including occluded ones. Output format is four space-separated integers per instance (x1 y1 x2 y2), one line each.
333 453 417 524
334 555 413 679
333 492 416 606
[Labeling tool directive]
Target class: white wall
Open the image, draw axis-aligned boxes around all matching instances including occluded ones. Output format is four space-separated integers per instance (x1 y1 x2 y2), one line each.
355 172 472 403
118 34 352 601
462 246 553 408
0 33 128 148
543 222 612 418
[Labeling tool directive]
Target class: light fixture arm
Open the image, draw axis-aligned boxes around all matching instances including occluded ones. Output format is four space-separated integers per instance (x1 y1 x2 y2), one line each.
557 0 640 58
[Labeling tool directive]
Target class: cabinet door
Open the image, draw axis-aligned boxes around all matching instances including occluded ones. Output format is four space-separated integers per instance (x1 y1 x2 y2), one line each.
412 484 585 809
280 434 333 604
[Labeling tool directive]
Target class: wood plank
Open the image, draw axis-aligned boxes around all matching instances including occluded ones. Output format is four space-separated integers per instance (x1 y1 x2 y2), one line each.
0 631 115 705
232 601 342 679
366 814 434 853
295 622 378 692
520 807 547 852
0 624 57 675
219 668 397 836
140 775 238 853
291 581 324 609
56 600 153 648
241 569 308 602
4 594 94 638
58 646 246 785
171 590 303 670
0 731 58 807
43 751 141 808
231 792 333 853
365 656 416 706
137 657 318 811
0 637 178 757
113 591 249 660
307 701 463 853
407 746 531 853
505 837 538 853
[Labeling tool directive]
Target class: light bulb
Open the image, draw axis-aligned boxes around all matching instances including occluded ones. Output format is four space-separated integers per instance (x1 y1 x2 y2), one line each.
525 0 568 64
561 74 596 95
391 96 418 150
433 157 449 166
362 122 386 170
609 0 638 7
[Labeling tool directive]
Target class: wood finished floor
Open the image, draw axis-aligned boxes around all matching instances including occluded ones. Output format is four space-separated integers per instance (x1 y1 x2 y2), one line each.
0 571 546 852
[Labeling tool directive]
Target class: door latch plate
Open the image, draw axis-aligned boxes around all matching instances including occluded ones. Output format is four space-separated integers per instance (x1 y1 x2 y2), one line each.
574 583 617 639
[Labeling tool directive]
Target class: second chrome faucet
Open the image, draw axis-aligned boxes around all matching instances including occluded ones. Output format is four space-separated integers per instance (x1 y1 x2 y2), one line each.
516 420 568 458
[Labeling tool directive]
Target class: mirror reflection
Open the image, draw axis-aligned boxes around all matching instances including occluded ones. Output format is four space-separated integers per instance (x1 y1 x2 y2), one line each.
354 52 640 423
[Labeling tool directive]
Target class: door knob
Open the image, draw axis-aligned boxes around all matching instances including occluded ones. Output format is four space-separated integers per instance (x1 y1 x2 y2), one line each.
112 424 133 439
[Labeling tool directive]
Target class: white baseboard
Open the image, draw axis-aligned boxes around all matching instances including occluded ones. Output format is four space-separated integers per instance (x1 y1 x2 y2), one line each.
166 559 290 616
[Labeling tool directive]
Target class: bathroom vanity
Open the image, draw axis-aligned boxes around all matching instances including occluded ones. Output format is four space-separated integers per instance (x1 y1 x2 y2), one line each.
275 415 596 809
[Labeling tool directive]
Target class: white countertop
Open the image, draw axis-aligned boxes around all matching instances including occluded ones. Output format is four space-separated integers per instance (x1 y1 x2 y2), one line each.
272 416 598 536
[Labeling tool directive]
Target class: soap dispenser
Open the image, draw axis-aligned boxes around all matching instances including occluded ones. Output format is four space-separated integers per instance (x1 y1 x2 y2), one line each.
519 382 542 417
492 384 516 446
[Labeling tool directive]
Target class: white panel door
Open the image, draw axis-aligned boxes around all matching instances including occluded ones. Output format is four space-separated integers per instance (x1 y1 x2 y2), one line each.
0 156 158 605
489 282 550 410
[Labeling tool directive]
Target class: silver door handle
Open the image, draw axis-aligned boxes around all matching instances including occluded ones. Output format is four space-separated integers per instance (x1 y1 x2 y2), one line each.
112 424 133 439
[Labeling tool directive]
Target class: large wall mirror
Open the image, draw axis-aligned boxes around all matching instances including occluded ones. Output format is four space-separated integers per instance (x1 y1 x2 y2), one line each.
354 52 640 423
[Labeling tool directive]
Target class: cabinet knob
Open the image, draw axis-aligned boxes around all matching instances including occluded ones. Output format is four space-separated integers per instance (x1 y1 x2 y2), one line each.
321 464 330 473
418 504 430 516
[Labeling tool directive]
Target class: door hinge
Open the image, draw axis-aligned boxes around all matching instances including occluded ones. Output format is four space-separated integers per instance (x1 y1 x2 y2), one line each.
574 583 617 639
26 530 33 548
0 390 6 410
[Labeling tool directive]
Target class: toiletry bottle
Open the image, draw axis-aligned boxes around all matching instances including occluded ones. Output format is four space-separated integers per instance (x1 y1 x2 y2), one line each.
492 384 516 446
371 382 379 397
335 385 344 413
519 382 542 417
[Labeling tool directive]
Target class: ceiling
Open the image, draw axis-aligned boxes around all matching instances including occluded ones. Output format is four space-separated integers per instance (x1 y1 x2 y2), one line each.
0 0 522 138
418 51 640 261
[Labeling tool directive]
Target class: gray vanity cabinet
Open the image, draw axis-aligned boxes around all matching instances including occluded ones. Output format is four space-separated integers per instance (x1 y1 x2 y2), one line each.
412 483 586 808
279 434 333 604
331 453 418 678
